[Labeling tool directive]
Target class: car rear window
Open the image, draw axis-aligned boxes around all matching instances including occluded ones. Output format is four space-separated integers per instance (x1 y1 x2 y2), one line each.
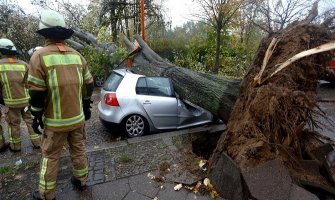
103 72 123 91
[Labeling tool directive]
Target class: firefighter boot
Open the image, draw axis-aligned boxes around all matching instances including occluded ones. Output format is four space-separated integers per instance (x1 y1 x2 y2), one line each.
0 142 9 152
71 176 86 190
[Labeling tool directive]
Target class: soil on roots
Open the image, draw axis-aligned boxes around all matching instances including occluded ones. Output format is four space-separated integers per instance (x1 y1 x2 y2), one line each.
211 24 335 172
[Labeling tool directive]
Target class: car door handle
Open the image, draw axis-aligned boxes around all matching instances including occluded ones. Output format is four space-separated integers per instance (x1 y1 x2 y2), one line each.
143 100 151 105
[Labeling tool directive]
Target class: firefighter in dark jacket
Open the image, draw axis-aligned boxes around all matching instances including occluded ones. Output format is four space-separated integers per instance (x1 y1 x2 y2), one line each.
29 10 94 200
0 38 40 152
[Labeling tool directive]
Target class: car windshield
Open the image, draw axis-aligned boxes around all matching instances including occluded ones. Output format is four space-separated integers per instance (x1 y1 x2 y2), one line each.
103 72 123 91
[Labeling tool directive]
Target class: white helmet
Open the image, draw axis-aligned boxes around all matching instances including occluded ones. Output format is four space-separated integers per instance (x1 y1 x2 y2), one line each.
0 38 18 55
38 10 66 30
28 46 43 57
36 10 73 40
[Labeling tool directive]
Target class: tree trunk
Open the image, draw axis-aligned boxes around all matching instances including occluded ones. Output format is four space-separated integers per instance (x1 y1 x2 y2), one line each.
213 24 222 74
123 35 241 123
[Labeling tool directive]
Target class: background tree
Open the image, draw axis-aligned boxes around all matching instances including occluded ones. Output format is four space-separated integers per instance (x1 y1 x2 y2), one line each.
96 0 166 42
193 0 250 74
0 0 43 60
246 0 314 33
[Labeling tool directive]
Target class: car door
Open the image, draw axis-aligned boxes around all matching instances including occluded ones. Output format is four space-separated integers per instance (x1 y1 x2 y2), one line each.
135 77 178 129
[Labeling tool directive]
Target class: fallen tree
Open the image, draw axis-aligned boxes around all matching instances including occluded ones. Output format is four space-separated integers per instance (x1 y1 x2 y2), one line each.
122 35 241 123
70 5 335 198
119 7 335 200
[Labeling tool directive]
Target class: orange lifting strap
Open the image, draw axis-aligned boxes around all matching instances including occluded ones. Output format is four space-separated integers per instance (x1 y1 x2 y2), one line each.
8 57 14 64
56 43 66 52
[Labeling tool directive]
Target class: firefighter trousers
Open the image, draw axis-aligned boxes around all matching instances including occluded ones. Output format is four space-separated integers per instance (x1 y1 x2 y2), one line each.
7 107 41 151
39 125 88 200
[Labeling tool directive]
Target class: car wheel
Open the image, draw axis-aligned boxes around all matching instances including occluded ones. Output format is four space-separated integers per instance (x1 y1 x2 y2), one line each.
95 76 105 87
122 115 147 138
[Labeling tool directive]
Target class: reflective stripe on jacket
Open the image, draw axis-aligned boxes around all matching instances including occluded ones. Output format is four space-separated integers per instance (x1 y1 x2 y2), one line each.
0 58 30 108
28 41 93 131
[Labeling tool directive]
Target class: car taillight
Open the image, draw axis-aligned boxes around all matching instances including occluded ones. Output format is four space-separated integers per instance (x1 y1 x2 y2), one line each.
104 93 119 106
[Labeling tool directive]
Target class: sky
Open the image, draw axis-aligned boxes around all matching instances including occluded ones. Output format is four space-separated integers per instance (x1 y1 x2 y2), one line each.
163 0 196 27
17 0 195 28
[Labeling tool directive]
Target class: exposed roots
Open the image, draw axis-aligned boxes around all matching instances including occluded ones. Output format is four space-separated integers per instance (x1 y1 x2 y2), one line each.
211 24 335 171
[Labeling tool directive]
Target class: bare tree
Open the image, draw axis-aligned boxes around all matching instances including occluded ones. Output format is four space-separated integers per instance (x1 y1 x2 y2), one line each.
0 0 44 60
96 0 166 42
193 0 250 74
246 0 314 34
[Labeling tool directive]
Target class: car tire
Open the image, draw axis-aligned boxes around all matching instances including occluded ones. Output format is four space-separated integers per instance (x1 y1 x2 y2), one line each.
122 114 148 138
95 76 105 87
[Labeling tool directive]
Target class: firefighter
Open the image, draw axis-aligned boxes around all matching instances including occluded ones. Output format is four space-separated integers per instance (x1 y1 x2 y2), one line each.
28 10 94 200
0 38 41 152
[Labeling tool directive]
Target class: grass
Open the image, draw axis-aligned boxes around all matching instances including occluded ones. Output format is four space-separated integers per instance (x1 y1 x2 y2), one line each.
117 153 133 162
0 161 39 175
0 166 16 175
171 135 184 149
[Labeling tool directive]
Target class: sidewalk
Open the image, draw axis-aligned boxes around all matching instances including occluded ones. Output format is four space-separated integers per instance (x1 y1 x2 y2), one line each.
0 125 226 200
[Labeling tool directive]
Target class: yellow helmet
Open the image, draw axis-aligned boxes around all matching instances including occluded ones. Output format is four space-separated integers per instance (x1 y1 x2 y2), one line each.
36 10 73 40
0 38 18 55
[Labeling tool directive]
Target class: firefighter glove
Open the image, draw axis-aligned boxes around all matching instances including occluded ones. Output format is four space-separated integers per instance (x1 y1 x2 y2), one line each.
83 99 93 121
30 108 44 130
32 116 43 135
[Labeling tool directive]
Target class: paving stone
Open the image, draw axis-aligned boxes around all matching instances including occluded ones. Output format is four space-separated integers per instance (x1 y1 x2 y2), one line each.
94 165 104 171
128 172 160 198
92 178 130 200
289 184 319 200
242 159 292 200
157 183 188 200
185 193 213 200
94 173 104 181
123 190 152 200
209 152 243 200
57 185 93 200
165 165 204 185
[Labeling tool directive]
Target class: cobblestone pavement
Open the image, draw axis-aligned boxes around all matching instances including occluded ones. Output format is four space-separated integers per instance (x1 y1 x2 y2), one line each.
0 127 222 200
0 88 120 165
1 86 334 199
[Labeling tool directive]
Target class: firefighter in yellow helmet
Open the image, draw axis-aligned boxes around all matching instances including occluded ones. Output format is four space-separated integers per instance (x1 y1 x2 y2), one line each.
28 10 94 200
0 38 41 152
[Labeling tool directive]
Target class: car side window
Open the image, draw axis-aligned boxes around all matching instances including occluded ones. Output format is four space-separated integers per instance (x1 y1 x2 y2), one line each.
146 77 173 97
136 77 148 95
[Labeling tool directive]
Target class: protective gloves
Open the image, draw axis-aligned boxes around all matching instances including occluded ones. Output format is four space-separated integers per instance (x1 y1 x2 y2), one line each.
30 108 44 135
29 89 47 134
83 99 93 120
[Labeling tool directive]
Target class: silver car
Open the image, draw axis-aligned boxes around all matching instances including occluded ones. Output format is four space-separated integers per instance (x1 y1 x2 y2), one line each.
98 68 213 137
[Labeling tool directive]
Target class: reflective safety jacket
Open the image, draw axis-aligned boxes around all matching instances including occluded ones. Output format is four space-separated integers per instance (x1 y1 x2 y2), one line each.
0 58 30 108
28 40 93 132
